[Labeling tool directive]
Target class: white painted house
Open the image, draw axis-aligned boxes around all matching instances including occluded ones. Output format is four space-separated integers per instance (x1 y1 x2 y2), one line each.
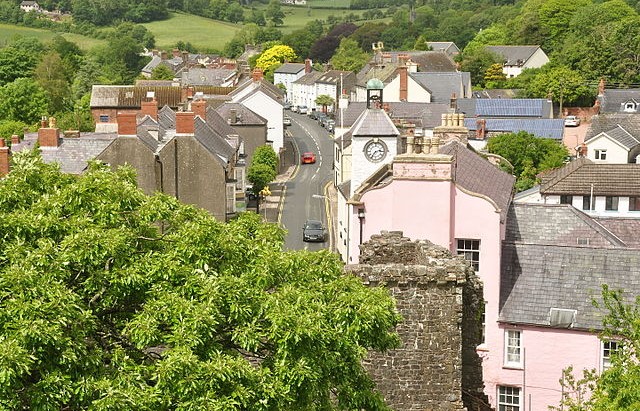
486 45 549 78
274 60 312 103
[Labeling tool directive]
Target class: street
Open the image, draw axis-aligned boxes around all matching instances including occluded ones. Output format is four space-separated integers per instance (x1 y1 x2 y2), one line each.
280 111 335 251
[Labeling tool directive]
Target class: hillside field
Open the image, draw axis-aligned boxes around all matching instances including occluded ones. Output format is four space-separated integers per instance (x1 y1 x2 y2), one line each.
0 23 104 49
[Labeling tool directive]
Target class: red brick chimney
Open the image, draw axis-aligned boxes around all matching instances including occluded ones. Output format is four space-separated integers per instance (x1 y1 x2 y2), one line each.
38 117 60 147
305 58 312 73
399 65 408 101
0 138 9 176
161 50 167 60
476 119 486 139
140 98 158 120
192 99 207 120
252 68 264 82
117 112 138 136
176 111 195 134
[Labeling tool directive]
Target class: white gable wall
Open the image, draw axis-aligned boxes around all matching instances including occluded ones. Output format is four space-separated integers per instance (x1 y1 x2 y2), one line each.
523 48 550 70
238 92 284 153
585 135 629 164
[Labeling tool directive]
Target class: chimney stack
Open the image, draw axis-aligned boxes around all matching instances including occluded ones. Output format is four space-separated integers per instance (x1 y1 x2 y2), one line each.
399 65 408 101
229 108 238 124
305 58 312 73
10 135 19 145
117 112 138 136
192 99 207 120
140 98 158 120
182 51 188 63
161 50 167 60
450 93 457 110
38 117 61 147
0 139 9 176
252 68 264 82
176 111 195 134
172 48 180 58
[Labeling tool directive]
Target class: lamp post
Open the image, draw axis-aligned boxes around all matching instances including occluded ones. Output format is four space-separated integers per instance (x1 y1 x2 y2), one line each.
357 208 365 244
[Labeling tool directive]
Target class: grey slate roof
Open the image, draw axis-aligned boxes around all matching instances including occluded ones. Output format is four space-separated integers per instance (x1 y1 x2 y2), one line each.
182 68 236 86
592 125 640 150
350 108 399 137
275 63 306 74
158 105 176 129
499 242 640 330
336 102 450 129
14 133 117 174
230 79 285 102
193 117 235 166
486 45 542 66
463 118 565 140
458 98 552 118
539 157 640 196
205 106 239 141
598 89 640 113
292 71 324 86
409 72 470 103
141 55 163 75
215 102 267 126
356 64 399 87
595 217 640 249
472 89 521 99
426 42 460 54
585 113 640 144
316 70 351 85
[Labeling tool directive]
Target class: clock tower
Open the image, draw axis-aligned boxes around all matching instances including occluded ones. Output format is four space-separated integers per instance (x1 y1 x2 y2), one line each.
350 78 399 197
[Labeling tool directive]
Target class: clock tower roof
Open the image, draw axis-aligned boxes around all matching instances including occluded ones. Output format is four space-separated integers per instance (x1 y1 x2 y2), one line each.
351 108 399 138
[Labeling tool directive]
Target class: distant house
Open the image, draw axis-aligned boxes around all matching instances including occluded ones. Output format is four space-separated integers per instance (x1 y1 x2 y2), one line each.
596 88 640 114
486 45 549 78
20 0 40 12
141 49 238 79
291 70 355 112
274 60 312 103
426 41 460 58
584 118 640 164
182 67 238 87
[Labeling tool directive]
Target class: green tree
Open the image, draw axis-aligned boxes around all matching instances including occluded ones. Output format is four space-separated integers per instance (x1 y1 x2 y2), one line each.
460 47 501 88
0 120 28 143
523 65 593 113
0 42 41 86
54 93 95 132
0 151 400 410
34 52 71 113
265 0 285 26
330 38 369 73
413 35 431 51
251 144 279 175
0 78 50 124
315 94 335 113
486 131 569 192
483 63 507 88
150 64 175 80
255 44 297 81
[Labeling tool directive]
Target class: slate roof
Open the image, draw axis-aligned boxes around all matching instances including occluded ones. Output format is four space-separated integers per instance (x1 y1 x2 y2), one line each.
141 55 163 75
595 217 640 249
409 72 471 102
13 133 117 174
350 108 399 137
458 98 552 118
90 85 234 109
439 141 515 222
292 71 324 86
486 45 542 66
158 105 176 129
275 63 306 74
355 64 399 87
598 89 640 113
499 242 640 330
193 117 236 166
589 125 640 150
463 118 565 140
584 113 640 144
230 79 284 102
182 68 236 86
335 130 353 149
540 158 640 196
426 42 459 53
336 102 450 129
316 70 352 85
215 102 267 126
472 89 520 99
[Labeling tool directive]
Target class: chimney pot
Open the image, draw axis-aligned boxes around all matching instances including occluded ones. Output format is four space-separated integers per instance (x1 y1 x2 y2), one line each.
140 98 158 120
176 111 195 134
10 135 19 145
0 139 9 176
230 108 238 123
305 58 312 73
38 118 61 147
252 68 264 82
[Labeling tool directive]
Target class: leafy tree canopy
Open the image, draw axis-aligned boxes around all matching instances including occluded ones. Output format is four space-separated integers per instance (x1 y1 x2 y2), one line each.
330 38 369 73
0 151 400 410
486 131 569 192
150 64 175 80
0 77 50 124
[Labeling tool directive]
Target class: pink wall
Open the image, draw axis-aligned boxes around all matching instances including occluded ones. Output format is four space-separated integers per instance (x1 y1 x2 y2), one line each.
484 324 603 411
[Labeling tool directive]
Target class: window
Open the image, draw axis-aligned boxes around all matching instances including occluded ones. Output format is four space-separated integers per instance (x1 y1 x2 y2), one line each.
226 183 236 214
583 196 593 211
99 114 109 123
498 386 521 411
456 239 480 271
624 102 637 112
605 196 619 211
595 149 607 160
630 197 640 211
504 330 522 367
602 340 620 371
560 195 573 205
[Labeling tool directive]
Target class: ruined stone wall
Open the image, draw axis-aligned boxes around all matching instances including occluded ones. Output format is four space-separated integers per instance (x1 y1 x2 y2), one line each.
346 231 489 411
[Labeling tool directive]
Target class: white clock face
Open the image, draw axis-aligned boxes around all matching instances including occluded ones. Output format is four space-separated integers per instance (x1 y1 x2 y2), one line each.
364 140 387 162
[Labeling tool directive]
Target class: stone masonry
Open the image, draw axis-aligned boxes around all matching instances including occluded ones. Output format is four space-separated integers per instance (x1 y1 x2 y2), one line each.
346 231 490 411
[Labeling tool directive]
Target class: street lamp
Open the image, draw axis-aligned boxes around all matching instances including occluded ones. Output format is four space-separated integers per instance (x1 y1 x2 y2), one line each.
357 208 365 244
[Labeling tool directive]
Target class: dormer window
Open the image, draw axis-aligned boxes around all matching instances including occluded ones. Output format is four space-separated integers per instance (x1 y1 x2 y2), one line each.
623 101 637 112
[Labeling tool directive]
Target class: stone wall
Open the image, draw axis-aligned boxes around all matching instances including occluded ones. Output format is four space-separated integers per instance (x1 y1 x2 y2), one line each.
346 231 490 411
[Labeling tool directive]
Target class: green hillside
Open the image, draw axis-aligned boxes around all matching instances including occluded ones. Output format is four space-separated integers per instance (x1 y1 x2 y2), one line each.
0 23 104 49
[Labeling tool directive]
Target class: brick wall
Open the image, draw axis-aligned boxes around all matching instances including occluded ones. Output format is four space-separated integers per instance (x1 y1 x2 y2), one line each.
347 231 490 411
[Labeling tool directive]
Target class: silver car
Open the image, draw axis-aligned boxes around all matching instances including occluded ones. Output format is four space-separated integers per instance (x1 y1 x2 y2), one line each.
302 219 327 242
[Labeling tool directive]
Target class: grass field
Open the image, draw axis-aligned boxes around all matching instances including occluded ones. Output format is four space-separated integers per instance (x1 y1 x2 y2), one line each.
279 6 348 32
0 24 104 50
142 12 242 52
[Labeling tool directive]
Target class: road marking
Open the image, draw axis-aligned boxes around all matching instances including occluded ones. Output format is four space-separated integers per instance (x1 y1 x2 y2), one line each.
323 180 334 251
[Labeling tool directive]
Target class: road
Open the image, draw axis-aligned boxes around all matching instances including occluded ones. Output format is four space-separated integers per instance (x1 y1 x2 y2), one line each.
280 111 334 251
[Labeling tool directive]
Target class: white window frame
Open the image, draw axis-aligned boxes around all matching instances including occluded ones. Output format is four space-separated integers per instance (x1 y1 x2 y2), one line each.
498 386 521 411
595 149 607 160
504 329 523 368
602 340 619 371
456 239 480 271
605 196 619 211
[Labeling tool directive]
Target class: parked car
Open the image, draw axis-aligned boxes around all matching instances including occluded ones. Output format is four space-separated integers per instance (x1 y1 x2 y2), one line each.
301 152 316 164
302 219 327 242
320 115 332 128
326 120 335 133
298 105 308 114
307 109 317 119
291 105 299 113
283 116 292 126
284 102 291 110
316 112 328 124
564 115 581 127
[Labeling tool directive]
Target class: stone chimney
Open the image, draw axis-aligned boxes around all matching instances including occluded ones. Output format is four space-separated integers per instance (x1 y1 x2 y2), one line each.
161 50 167 60
38 117 61 147
229 108 238 124
252 68 264 82
399 65 408 101
176 111 195 134
475 119 486 140
432 112 468 146
191 99 207 120
305 58 312 73
152 49 158 56
140 98 158 120
172 48 180 58
182 51 188 63
10 135 20 145
0 138 9 176
117 112 138 136
598 78 605 96
450 93 457 110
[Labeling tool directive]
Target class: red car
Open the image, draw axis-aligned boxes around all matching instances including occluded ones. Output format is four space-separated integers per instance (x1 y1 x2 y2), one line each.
301 152 316 164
